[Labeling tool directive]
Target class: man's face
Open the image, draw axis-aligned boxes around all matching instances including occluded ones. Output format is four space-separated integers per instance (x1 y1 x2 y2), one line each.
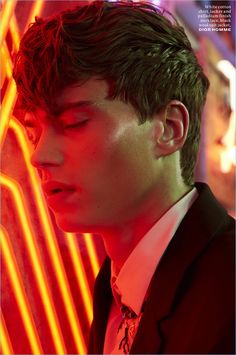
24 78 160 232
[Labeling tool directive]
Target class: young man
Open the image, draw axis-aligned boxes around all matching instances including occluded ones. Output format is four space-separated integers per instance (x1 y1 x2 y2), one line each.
13 1 234 354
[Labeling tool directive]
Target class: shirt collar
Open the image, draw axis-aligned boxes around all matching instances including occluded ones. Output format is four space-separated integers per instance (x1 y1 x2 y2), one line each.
111 187 198 316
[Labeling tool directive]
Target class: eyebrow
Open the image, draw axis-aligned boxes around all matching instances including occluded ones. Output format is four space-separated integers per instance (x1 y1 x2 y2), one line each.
19 100 96 127
55 100 95 115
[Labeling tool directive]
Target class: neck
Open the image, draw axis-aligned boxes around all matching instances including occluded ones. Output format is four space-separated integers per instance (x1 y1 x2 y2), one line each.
101 183 192 273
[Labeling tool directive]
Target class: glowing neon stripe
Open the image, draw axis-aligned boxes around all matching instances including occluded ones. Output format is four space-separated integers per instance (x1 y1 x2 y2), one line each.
0 310 14 355
2 2 92 351
0 226 43 354
1 43 12 78
66 233 93 324
0 175 67 354
9 13 20 50
0 17 16 146
1 42 12 88
27 0 45 25
0 0 17 47
0 0 44 146
1 47 8 86
83 233 101 279
0 78 17 146
9 119 87 354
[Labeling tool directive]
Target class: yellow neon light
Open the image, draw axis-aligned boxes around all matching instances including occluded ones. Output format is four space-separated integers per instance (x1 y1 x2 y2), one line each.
0 0 45 147
0 310 14 355
1 50 6 86
0 0 17 47
0 226 43 354
2 0 92 349
0 78 17 146
84 233 100 279
0 42 16 145
0 175 67 355
9 118 87 354
0 25 15 146
1 43 13 79
9 13 20 51
27 0 45 25
66 233 93 324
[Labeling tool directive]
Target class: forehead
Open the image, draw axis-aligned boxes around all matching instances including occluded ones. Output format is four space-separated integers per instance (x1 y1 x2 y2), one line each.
55 78 109 107
24 77 109 121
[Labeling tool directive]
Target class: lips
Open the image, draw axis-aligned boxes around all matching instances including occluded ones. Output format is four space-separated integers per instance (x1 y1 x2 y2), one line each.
42 181 77 211
42 181 76 197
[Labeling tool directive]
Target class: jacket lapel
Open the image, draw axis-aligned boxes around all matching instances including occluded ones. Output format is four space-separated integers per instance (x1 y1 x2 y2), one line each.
91 257 112 354
130 183 229 354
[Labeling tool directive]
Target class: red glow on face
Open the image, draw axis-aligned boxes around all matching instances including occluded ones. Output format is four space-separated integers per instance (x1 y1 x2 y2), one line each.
1 2 106 354
25 78 158 235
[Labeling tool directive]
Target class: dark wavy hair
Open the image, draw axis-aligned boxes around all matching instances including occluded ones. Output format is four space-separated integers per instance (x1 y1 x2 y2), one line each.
13 0 209 186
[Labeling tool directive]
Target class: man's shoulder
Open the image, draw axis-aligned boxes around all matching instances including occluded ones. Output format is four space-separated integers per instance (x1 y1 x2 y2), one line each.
182 182 234 270
183 182 234 232
176 183 234 296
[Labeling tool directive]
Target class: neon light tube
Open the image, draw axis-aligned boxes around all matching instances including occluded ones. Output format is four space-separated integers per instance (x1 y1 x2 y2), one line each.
0 175 67 354
66 233 93 324
0 310 14 355
84 233 100 279
9 119 87 354
0 226 43 354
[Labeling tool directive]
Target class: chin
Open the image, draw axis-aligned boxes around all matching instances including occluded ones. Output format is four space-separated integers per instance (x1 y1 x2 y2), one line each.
56 220 89 233
54 214 100 234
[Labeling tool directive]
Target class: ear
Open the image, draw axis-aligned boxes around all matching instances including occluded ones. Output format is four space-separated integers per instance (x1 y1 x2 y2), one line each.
153 100 189 157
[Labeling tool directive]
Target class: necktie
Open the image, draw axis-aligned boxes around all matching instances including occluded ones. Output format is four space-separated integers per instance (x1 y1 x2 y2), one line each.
117 304 140 354
110 281 142 354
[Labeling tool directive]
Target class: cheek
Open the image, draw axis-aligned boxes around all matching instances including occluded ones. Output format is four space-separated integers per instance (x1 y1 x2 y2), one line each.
92 132 154 197
66 124 154 195
111 139 154 191
64 129 117 187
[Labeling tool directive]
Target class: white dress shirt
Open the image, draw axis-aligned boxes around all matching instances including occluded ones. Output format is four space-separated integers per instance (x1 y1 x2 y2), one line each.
103 188 198 354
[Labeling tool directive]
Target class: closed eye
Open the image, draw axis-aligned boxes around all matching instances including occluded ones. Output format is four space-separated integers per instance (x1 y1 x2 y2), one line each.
25 127 39 145
64 120 89 129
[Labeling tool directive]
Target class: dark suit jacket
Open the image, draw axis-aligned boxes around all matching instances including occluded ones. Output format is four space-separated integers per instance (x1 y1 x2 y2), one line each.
88 183 235 354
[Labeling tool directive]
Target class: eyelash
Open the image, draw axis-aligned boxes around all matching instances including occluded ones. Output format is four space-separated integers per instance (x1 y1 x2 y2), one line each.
25 120 88 145
64 120 88 129
26 130 38 145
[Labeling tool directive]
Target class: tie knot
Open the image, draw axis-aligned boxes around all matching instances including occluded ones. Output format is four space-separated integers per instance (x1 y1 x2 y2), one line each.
111 281 137 319
120 304 137 319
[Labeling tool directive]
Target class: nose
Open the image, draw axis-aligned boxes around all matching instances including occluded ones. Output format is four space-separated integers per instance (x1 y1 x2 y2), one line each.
30 128 64 169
